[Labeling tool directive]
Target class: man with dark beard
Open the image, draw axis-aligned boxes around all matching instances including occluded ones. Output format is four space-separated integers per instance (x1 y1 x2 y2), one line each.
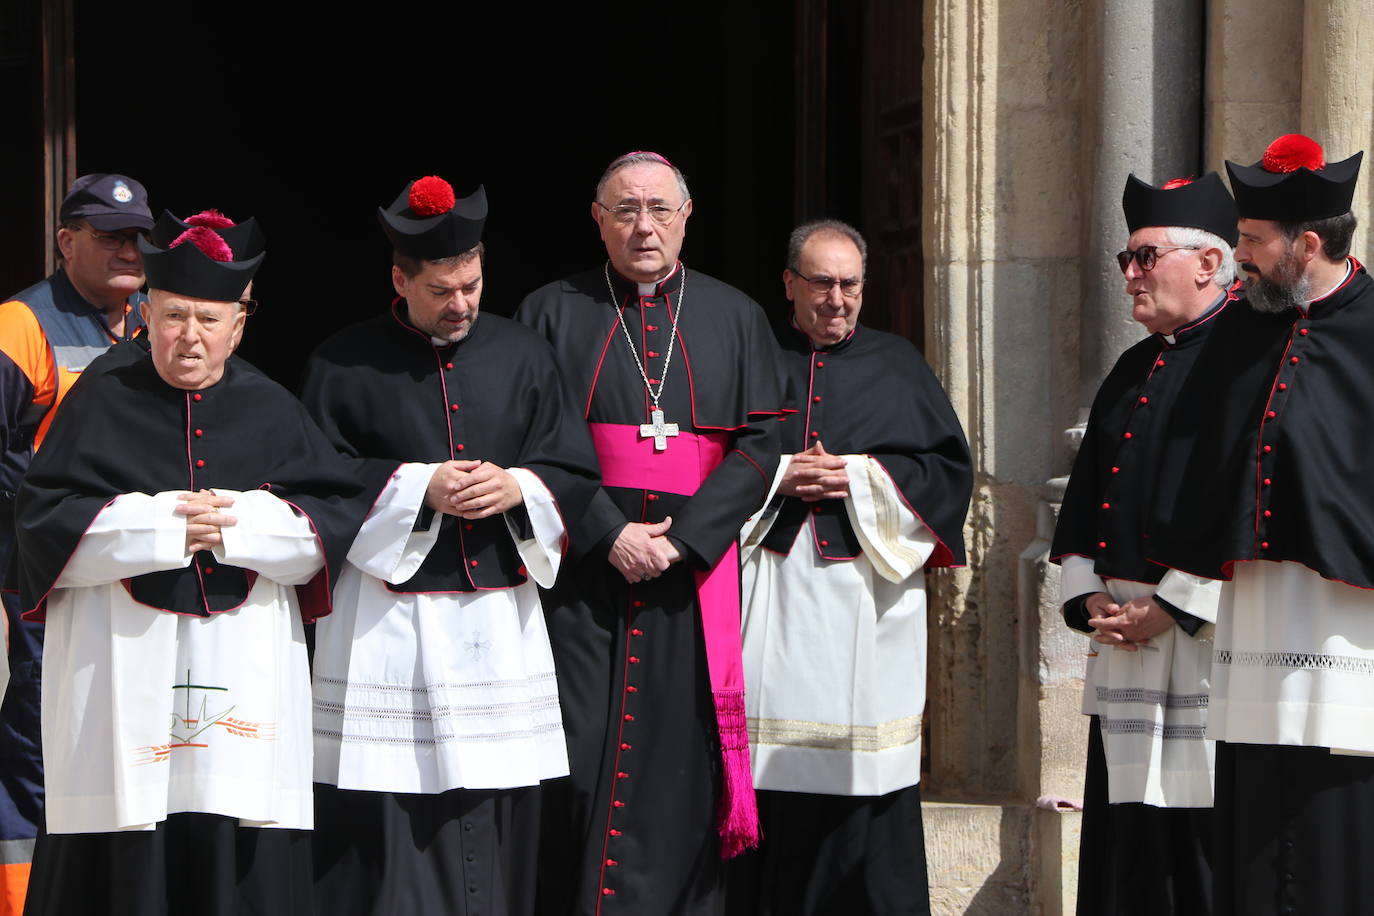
1240 223 1321 313
1149 133 1374 915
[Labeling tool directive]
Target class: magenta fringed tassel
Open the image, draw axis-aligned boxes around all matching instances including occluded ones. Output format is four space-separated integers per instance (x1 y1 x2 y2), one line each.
713 688 761 858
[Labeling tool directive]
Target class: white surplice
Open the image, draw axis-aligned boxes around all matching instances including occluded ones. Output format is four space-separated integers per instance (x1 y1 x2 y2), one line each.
1211 560 1374 754
740 453 936 796
1062 557 1219 807
41 488 321 834
312 463 569 794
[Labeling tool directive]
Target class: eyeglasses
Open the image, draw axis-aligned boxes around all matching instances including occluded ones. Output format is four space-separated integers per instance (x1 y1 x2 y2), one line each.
70 224 148 251
792 271 864 298
1115 245 1199 273
595 200 689 226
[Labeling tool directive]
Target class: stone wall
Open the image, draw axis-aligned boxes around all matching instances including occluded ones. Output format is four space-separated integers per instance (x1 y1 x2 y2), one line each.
920 0 1374 912
922 0 1086 805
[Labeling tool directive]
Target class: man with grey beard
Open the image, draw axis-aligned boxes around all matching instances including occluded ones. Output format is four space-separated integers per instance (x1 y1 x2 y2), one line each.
1149 133 1374 915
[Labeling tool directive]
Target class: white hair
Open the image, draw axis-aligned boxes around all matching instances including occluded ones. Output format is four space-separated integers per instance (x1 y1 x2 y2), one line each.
1164 226 1236 289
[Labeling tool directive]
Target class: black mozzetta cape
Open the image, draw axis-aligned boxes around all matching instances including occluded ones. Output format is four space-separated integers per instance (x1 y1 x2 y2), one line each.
16 339 389 620
1052 290 1235 586
516 265 787 564
299 303 601 592
1148 262 1374 586
762 319 972 568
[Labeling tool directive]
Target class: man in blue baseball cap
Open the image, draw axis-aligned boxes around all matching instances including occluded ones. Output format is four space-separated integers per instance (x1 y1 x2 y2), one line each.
0 172 152 915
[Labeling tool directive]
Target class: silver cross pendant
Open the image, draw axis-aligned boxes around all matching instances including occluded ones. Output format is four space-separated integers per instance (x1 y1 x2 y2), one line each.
639 407 680 452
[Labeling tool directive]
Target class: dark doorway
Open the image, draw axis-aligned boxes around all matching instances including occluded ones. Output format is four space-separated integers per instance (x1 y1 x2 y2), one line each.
67 3 800 386
793 1 923 348
0 0 72 298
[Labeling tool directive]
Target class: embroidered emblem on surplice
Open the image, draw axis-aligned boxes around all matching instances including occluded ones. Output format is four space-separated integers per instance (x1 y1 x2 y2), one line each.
132 667 276 765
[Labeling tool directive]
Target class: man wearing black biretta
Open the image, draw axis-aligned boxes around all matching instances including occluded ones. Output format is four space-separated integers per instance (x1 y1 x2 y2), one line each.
18 209 392 915
1053 170 1239 916
303 176 599 916
1148 133 1374 915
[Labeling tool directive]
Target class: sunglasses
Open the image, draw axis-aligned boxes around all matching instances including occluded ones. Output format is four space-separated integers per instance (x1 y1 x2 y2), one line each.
1115 245 1200 273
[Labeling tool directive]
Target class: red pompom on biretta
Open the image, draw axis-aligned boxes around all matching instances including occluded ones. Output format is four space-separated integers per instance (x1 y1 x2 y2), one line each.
170 226 233 262
1160 176 1195 190
1262 134 1326 173
184 208 235 230
408 177 457 216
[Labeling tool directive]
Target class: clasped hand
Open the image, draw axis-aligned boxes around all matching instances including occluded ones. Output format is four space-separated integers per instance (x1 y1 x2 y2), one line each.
609 517 681 584
425 460 524 519
177 489 237 554
778 441 849 502
1085 592 1175 651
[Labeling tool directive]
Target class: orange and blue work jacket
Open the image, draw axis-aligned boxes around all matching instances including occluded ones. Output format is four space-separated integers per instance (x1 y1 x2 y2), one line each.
0 268 143 915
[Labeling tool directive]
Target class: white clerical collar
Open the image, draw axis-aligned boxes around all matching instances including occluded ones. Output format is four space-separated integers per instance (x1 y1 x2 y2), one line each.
1161 290 1228 344
1306 258 1354 305
632 262 682 297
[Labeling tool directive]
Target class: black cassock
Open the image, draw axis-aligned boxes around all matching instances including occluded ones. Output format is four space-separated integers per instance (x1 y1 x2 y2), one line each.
18 339 375 620
16 339 387 916
517 264 785 915
299 304 600 593
1151 265 1374 587
298 303 601 916
1050 292 1233 916
1149 264 1374 916
761 318 969 565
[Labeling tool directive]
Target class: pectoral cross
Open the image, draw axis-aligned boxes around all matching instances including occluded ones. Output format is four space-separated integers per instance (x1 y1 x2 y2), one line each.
639 408 679 452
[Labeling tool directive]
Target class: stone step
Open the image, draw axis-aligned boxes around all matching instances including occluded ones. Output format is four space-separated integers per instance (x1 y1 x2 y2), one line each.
924 800 1080 915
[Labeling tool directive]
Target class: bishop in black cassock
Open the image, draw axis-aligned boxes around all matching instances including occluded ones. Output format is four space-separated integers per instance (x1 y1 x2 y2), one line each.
516 152 785 915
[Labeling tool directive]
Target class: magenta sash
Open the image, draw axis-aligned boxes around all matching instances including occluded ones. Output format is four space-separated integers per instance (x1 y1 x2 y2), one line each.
592 422 727 494
589 422 760 857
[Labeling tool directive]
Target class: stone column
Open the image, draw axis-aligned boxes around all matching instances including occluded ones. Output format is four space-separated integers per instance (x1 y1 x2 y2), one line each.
1203 0 1303 172
1300 0 1374 262
923 0 1089 910
1043 0 1206 798
1027 0 1207 789
1023 3 1204 911
1080 0 1205 402
923 0 1086 806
